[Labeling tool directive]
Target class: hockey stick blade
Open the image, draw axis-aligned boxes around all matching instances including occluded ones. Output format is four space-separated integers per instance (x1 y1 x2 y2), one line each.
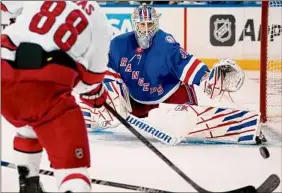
257 174 280 193
104 103 256 193
1 160 172 193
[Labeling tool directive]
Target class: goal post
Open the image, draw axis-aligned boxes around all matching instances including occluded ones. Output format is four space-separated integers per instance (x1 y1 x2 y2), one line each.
260 1 282 123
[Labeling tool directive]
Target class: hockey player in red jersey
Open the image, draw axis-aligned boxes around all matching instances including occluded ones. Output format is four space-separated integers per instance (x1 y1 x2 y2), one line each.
1 1 111 192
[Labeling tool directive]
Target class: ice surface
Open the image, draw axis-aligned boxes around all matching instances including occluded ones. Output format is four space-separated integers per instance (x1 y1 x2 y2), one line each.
1 71 281 192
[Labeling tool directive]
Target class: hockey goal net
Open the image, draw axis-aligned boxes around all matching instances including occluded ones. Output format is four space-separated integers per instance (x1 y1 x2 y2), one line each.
260 1 282 123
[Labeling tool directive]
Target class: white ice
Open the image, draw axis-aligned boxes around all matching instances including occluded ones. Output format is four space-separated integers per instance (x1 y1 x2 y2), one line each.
1 71 282 192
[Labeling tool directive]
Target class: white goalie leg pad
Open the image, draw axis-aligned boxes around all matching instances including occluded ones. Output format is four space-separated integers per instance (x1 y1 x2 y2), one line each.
126 103 198 145
126 103 261 145
55 167 91 192
186 105 261 144
14 125 42 177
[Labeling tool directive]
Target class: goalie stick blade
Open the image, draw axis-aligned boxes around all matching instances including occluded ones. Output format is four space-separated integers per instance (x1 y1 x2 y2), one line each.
257 174 280 193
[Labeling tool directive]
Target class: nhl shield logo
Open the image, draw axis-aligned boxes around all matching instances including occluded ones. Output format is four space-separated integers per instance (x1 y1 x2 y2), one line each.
210 15 235 46
213 19 232 43
75 148 84 159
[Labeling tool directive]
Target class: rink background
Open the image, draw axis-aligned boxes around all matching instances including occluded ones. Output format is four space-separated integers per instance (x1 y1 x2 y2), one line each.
1 71 282 192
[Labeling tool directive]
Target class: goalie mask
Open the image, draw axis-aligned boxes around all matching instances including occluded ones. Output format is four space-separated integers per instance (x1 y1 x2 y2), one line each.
131 4 160 49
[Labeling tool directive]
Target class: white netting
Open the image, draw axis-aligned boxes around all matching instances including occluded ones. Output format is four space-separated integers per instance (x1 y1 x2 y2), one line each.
266 1 282 119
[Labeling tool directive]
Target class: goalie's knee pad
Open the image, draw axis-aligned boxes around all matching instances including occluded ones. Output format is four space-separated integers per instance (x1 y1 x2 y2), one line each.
55 167 91 192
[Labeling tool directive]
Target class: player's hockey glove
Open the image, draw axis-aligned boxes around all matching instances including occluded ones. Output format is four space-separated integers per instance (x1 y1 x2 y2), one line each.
80 84 108 108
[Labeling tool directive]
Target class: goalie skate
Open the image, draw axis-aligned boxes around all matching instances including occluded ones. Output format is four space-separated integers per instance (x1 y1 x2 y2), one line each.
255 131 267 145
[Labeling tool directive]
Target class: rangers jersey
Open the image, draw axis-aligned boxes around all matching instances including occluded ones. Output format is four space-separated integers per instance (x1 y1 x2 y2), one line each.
106 30 209 104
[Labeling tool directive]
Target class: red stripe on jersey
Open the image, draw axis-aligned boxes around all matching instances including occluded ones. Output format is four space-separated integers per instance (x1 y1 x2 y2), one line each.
0 2 8 12
183 59 201 84
76 63 105 85
1 34 17 50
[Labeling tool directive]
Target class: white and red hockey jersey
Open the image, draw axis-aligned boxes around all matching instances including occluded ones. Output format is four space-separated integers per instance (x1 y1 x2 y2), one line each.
1 1 112 93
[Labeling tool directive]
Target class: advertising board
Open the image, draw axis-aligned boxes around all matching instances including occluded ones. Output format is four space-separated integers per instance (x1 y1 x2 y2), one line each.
1 5 281 70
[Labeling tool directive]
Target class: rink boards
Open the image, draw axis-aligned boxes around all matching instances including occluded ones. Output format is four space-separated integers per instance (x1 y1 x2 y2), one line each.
1 4 282 70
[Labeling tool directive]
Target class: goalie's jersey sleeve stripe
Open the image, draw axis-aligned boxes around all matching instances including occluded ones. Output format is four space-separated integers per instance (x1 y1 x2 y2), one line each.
182 58 208 85
1 34 17 51
188 64 209 85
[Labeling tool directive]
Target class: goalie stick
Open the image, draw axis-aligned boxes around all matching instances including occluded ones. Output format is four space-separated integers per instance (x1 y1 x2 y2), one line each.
104 103 280 193
1 160 172 193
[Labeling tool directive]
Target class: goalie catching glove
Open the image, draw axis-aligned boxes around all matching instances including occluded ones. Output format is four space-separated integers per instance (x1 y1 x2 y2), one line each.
200 58 245 99
80 84 108 108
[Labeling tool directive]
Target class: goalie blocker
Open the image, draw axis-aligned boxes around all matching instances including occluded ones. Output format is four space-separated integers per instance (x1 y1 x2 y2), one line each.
78 79 265 145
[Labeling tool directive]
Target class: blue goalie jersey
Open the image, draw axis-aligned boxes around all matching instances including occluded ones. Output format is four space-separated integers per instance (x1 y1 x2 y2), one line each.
106 30 209 104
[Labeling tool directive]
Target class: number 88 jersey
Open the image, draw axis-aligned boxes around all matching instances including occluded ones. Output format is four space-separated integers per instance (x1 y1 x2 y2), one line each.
2 1 112 75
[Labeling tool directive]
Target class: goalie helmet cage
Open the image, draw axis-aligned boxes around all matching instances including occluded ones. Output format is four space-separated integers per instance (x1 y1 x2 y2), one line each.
260 1 282 123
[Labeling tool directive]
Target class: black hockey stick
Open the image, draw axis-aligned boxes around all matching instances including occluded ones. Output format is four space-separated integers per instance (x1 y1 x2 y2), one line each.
1 160 172 193
257 174 280 193
104 103 277 193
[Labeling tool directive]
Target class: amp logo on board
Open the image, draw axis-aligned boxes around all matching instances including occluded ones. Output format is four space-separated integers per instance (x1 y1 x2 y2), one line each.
210 15 236 46
106 14 133 39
